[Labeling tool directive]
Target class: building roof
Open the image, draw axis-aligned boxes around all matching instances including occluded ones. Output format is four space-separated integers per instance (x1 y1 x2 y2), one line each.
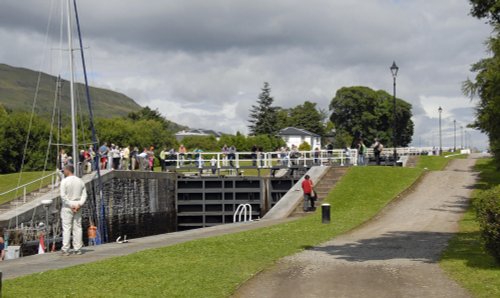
175 129 223 137
278 127 320 137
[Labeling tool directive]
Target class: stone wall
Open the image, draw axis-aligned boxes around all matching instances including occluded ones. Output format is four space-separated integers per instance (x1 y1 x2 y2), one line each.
1 171 177 244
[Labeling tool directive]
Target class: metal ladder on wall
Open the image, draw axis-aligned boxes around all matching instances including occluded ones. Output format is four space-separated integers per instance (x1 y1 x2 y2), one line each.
233 204 253 223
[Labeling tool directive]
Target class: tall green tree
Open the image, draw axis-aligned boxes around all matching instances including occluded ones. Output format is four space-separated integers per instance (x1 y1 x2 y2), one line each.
95 118 177 150
0 111 51 173
276 102 326 135
128 106 186 132
248 82 278 135
276 108 290 130
469 0 500 23
0 105 9 172
464 0 500 167
287 101 325 135
329 86 414 147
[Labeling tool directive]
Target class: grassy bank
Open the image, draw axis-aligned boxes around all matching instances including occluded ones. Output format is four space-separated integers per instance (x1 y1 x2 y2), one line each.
4 166 422 297
0 171 54 205
416 153 468 171
440 158 500 297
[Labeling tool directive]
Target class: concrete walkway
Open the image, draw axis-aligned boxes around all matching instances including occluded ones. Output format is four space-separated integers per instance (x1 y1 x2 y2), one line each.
1 217 295 280
234 157 479 298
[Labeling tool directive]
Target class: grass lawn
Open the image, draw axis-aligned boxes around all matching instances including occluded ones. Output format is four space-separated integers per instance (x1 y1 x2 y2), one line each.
0 171 54 205
4 166 423 297
416 153 468 171
440 158 500 297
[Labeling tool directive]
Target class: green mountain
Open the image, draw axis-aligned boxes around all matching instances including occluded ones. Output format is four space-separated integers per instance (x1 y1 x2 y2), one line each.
0 63 142 118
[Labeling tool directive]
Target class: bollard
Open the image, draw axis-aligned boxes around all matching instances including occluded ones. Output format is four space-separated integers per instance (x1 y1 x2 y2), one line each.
0 270 2 297
321 203 331 224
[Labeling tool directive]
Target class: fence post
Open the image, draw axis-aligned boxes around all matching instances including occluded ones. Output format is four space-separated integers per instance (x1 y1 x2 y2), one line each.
322 204 331 224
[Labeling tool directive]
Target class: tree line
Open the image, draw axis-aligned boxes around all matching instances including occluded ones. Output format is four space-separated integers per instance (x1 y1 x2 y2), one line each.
248 82 414 148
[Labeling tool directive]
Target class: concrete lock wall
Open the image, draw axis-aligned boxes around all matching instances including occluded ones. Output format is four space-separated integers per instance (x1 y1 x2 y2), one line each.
0 171 177 244
100 171 177 240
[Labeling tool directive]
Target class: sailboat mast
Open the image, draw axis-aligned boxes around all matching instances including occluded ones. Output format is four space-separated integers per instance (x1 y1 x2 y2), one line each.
66 0 79 175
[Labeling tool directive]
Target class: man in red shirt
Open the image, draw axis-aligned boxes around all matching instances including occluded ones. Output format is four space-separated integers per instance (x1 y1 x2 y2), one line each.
301 175 314 212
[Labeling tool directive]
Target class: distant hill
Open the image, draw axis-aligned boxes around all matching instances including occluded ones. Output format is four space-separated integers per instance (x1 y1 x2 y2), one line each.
0 63 142 118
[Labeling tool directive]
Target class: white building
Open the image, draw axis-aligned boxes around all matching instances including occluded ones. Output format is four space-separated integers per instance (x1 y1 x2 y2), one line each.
278 127 322 149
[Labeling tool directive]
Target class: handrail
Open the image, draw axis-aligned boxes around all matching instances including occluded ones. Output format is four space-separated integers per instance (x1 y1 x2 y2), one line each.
364 147 444 158
233 203 253 223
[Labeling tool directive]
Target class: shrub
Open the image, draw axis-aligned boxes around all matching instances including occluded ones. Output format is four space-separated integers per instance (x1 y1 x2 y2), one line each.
475 185 500 262
298 141 311 151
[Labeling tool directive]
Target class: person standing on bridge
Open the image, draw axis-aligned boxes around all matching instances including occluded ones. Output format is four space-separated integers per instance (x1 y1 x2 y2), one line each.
301 175 315 212
60 165 87 256
372 138 384 166
160 147 168 171
356 139 367 166
98 142 109 170
0 229 5 261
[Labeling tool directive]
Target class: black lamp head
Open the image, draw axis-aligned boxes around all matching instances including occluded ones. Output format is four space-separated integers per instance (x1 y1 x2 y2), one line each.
390 61 399 77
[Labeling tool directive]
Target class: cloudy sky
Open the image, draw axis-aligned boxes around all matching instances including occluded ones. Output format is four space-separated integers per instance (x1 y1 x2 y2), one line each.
0 0 492 149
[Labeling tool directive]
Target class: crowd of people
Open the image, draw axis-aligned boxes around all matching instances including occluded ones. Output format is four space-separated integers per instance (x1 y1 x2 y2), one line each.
57 138 388 176
59 144 157 174
58 143 238 174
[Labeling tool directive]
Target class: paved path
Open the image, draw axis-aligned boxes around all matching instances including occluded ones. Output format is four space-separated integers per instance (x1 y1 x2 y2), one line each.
1 217 295 280
234 157 479 298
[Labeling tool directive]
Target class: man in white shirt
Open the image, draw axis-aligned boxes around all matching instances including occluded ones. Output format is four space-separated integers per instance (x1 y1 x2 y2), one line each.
60 165 87 255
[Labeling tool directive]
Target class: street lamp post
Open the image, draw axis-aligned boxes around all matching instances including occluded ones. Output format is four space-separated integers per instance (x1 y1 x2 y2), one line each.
390 61 399 165
461 126 464 149
453 119 457 152
464 130 470 149
438 106 443 155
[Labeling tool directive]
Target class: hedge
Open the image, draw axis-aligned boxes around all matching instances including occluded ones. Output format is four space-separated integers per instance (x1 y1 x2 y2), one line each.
475 185 500 262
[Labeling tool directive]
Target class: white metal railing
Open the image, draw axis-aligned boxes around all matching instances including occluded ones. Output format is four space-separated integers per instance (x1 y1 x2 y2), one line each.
169 149 359 170
0 171 59 205
233 203 253 223
164 146 443 171
364 147 441 159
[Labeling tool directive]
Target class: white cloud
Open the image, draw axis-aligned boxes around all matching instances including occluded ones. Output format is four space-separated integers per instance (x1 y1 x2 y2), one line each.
0 0 492 149
420 95 475 119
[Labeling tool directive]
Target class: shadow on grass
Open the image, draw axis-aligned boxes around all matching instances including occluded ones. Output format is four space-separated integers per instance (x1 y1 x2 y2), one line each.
442 228 500 270
473 159 500 191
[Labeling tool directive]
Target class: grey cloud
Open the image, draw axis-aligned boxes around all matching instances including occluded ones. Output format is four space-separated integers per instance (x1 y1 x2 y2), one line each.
0 0 492 148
